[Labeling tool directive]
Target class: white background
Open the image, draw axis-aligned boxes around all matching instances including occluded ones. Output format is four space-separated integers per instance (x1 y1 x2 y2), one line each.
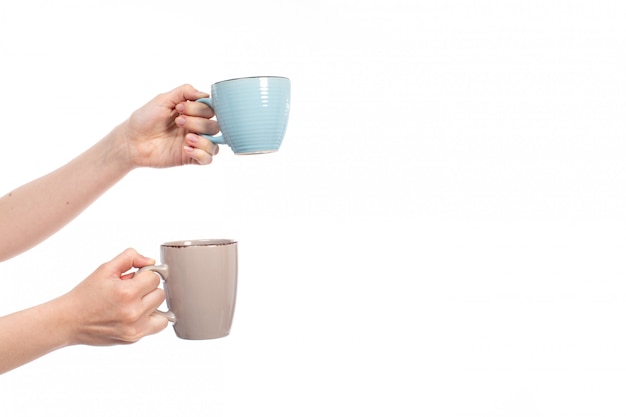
1 0 625 415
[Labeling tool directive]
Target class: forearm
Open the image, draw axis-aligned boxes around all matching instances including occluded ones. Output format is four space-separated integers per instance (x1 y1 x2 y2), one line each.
0 126 132 261
0 296 72 374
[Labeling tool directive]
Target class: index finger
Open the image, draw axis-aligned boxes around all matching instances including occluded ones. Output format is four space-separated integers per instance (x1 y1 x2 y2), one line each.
176 100 215 119
127 269 162 296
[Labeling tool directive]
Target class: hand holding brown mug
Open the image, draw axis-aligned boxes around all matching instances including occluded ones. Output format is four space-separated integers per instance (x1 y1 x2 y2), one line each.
62 248 169 346
0 248 166 374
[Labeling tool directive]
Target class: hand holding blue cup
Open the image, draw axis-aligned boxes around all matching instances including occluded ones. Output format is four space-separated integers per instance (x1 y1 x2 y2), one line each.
197 76 291 155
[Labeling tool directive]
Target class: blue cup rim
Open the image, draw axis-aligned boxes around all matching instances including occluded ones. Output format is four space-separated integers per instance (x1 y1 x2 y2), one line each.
214 75 290 86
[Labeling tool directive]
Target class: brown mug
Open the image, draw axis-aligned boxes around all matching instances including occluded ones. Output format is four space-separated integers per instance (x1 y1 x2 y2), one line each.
137 239 238 340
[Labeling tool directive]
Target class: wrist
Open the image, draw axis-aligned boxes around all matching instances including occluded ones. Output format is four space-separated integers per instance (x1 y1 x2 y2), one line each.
102 121 136 174
45 295 80 348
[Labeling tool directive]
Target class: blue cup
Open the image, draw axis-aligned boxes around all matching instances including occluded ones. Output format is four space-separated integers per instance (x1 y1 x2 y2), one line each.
197 76 291 155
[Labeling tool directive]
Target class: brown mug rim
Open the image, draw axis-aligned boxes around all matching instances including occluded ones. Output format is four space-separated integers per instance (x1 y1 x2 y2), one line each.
161 239 237 248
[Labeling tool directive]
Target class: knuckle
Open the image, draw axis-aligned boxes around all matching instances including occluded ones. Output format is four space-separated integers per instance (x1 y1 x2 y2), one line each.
120 305 142 323
115 285 135 303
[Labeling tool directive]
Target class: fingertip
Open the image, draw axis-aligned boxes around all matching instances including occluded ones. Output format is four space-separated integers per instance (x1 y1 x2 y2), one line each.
189 148 214 165
150 313 170 332
185 134 219 156
185 133 199 145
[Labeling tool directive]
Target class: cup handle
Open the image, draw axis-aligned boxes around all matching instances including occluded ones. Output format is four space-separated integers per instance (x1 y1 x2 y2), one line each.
135 264 176 323
196 97 226 144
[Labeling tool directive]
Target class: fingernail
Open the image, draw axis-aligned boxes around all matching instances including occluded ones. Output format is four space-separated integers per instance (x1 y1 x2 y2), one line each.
176 103 185 113
184 146 194 153
186 134 198 144
175 116 185 126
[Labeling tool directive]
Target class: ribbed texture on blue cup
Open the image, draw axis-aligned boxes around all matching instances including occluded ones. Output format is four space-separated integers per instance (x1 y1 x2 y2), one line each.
211 76 290 154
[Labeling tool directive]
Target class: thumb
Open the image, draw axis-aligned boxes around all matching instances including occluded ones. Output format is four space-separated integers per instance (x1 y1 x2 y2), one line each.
163 84 210 105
